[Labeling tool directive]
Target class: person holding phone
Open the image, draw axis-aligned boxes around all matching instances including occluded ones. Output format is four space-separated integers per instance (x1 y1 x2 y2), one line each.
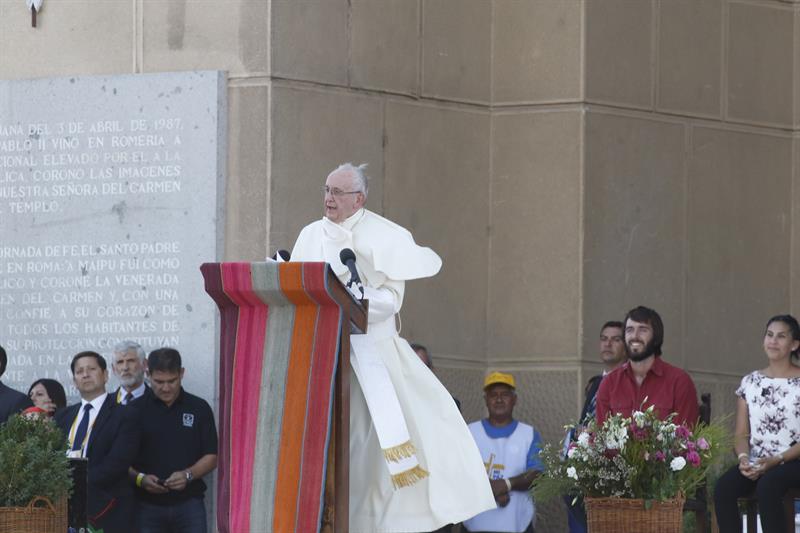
128 348 217 533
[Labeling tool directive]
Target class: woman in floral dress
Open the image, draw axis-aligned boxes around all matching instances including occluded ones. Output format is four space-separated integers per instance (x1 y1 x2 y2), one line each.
714 314 800 532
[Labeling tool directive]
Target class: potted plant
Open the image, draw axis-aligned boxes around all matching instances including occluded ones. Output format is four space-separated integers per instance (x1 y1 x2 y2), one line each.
532 405 729 533
0 414 72 533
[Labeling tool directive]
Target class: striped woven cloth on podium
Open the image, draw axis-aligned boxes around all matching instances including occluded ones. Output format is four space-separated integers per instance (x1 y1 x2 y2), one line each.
201 261 343 533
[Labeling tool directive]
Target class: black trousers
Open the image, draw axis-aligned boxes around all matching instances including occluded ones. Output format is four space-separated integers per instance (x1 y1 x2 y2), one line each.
714 460 800 533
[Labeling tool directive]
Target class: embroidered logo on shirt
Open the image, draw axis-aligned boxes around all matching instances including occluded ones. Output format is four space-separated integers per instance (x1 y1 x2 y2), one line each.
182 413 194 427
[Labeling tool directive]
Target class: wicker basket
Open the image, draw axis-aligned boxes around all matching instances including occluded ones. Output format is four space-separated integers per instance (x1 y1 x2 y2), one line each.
0 496 66 533
585 493 686 533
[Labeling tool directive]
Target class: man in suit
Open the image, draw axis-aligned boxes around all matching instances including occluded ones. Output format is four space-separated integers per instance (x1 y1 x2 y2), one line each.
111 340 151 405
56 351 141 533
0 345 33 424
564 320 627 533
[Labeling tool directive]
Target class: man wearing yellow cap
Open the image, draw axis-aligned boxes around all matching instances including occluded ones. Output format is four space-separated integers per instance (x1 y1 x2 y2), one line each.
464 372 543 533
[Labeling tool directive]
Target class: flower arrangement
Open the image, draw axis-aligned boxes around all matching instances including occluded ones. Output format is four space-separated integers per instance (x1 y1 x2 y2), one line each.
532 405 730 504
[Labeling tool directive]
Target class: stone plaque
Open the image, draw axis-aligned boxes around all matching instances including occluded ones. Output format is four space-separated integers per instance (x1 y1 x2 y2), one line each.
0 71 226 403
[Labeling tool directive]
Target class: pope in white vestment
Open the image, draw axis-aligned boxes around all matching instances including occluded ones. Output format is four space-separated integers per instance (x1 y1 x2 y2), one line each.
290 163 495 533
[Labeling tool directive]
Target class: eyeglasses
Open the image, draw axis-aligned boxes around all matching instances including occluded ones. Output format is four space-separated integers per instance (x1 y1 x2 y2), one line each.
323 186 362 197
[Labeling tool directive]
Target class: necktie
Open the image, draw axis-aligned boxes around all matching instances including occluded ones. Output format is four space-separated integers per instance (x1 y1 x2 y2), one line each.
125 392 134 404
72 404 93 452
563 375 603 457
584 393 598 423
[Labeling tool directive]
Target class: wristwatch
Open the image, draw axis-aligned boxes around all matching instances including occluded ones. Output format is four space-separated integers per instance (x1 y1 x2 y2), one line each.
185 470 193 482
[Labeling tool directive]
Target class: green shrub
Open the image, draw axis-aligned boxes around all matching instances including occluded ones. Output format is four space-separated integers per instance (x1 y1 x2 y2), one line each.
0 415 72 507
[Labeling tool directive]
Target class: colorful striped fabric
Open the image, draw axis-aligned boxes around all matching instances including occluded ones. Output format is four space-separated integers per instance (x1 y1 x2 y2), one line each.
201 261 345 533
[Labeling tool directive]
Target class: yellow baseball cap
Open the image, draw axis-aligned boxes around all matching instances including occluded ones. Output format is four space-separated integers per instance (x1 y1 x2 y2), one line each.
484 371 515 390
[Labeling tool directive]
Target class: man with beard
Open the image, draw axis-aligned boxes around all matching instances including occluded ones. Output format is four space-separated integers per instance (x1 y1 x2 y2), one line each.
595 306 699 426
111 341 150 405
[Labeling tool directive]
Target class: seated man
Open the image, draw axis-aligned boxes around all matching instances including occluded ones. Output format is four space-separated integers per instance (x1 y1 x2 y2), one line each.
465 372 543 533
595 306 698 426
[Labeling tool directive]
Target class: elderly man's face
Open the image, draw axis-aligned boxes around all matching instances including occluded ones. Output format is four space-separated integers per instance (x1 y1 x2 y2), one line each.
113 349 145 389
324 169 365 224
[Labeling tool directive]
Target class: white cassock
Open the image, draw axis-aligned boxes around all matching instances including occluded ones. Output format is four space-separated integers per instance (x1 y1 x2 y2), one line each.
292 208 495 533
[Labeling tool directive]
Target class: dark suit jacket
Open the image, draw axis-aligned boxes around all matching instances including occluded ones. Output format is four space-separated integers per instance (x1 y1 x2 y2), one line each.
113 383 153 405
0 380 33 424
56 394 141 533
579 374 604 425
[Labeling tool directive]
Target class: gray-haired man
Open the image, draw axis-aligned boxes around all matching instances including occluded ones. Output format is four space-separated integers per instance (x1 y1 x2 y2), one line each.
111 341 150 405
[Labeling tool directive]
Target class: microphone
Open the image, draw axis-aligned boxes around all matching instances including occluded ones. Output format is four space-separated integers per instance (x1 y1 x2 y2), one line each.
271 249 291 262
339 248 364 299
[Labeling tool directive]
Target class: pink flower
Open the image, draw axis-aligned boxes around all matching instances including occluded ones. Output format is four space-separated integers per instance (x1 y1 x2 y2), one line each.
654 451 666 462
675 425 691 439
686 441 696 452
686 451 701 467
697 437 710 450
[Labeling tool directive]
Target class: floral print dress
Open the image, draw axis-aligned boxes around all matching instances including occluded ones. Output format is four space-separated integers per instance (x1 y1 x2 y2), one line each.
737 371 800 460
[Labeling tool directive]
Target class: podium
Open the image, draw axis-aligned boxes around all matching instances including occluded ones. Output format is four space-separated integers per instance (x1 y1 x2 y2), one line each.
66 457 88 530
201 262 367 533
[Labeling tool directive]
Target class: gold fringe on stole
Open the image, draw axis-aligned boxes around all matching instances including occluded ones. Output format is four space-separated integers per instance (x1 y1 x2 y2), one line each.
382 440 416 463
390 465 429 489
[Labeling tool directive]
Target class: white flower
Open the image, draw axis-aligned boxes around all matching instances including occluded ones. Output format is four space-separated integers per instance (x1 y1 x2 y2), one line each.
605 424 629 450
633 411 647 427
670 457 686 471
567 466 578 480
577 432 590 447
567 447 576 458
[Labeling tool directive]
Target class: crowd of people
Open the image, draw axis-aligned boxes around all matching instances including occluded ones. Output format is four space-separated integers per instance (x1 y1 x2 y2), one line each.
2 161 799 533
412 309 800 533
0 342 217 533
